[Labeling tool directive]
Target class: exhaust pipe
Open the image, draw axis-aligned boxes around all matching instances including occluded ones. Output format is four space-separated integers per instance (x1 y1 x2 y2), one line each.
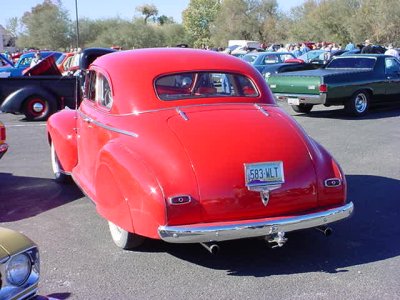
200 242 220 254
266 232 287 248
315 226 333 237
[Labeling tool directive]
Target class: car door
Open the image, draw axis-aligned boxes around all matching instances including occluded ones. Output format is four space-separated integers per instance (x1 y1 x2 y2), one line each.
76 70 101 196
76 70 115 198
384 57 400 102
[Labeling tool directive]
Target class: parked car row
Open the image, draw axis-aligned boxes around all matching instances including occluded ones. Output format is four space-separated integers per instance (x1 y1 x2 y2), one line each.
266 54 400 116
0 51 63 77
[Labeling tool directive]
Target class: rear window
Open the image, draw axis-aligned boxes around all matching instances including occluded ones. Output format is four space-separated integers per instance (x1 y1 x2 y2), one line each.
155 72 259 101
326 57 376 69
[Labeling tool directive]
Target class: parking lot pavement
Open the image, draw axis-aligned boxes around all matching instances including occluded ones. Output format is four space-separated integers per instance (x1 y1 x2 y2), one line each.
0 103 399 299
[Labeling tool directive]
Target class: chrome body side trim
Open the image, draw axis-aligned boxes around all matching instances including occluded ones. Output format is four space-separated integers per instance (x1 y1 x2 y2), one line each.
158 202 354 243
274 93 327 105
78 110 139 138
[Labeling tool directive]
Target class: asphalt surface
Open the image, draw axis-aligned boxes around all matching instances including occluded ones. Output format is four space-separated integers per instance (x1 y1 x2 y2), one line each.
1 102 400 300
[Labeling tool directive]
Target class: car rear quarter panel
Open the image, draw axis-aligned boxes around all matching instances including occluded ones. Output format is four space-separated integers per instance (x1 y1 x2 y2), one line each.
93 139 167 239
83 112 202 239
47 109 78 172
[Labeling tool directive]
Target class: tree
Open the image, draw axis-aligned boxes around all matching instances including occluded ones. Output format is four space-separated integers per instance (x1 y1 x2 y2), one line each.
5 17 19 39
17 0 70 50
157 15 175 26
136 4 158 24
182 0 221 48
211 0 282 47
160 23 188 46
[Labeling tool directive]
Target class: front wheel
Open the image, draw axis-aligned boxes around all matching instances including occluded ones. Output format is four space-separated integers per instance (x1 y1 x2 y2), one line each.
345 91 370 116
23 95 55 121
108 221 145 249
291 103 314 114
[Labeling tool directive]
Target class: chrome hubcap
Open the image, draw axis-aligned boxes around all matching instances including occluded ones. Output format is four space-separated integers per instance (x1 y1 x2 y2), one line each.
32 102 44 112
355 94 367 113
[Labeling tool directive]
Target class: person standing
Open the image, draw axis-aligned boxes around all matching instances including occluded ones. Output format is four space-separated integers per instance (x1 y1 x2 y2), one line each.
361 40 375 54
384 44 400 59
30 51 42 67
345 42 355 51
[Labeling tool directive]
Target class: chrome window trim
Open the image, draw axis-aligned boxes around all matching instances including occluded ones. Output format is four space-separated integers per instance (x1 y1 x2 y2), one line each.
131 102 276 116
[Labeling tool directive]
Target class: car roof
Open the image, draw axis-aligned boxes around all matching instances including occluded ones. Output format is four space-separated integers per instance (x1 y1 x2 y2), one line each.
20 51 62 58
91 48 273 113
244 51 292 57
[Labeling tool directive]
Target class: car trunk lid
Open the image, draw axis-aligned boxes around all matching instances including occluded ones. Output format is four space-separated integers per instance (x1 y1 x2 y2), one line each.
167 104 318 222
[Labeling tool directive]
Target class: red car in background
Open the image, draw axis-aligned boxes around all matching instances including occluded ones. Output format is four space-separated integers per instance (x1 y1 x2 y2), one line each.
47 48 353 252
56 52 74 73
0 120 8 159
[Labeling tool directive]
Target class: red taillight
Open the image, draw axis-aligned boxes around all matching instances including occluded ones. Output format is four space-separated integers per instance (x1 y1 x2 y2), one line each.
319 84 327 93
0 126 5 141
168 195 191 205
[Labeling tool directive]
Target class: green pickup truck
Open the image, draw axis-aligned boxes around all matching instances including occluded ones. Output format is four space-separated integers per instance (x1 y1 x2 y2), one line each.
267 54 400 116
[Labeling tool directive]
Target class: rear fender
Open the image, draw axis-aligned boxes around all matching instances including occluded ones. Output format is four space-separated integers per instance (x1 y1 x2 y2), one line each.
283 115 346 207
47 109 78 173
308 138 347 206
0 86 59 113
94 140 166 239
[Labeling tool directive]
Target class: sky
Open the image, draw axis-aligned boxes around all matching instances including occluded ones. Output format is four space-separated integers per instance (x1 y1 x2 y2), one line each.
1 0 304 27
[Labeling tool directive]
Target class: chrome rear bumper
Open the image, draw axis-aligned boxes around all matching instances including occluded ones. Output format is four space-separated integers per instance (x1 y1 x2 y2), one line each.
158 202 354 243
274 93 327 105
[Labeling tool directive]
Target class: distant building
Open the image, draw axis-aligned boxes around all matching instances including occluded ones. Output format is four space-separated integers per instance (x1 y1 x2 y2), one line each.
0 25 16 52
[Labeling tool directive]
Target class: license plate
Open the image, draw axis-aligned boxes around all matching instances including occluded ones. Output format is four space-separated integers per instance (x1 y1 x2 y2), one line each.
288 97 300 105
244 161 285 188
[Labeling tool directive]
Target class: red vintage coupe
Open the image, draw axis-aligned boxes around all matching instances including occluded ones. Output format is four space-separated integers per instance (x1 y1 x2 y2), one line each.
47 48 353 252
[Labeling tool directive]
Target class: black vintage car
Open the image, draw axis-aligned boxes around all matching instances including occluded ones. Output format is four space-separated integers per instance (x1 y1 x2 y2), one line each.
0 48 115 121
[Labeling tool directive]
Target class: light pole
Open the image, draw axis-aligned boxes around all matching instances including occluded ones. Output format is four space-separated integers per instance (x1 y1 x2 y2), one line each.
75 0 80 49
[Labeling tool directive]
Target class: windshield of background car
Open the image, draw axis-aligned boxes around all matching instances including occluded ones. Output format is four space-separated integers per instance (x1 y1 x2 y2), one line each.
243 55 257 63
155 72 259 101
0 56 12 68
326 57 376 69
56 54 66 65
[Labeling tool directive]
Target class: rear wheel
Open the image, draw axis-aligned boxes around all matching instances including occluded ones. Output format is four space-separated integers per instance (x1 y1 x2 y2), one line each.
291 104 314 114
345 91 369 116
23 95 55 121
108 221 145 249
51 141 70 183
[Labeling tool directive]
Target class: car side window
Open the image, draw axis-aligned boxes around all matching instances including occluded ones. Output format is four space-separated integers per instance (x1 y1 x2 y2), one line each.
96 73 113 110
19 57 32 67
385 58 400 75
264 55 278 64
84 70 97 102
